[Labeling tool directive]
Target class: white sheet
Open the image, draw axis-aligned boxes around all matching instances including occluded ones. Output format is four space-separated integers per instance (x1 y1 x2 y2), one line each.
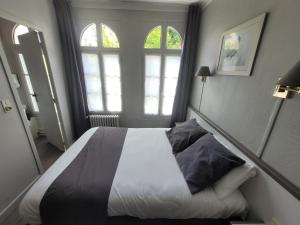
19 128 248 224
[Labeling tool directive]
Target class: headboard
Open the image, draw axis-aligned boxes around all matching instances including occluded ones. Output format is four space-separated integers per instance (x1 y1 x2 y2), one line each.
186 106 300 225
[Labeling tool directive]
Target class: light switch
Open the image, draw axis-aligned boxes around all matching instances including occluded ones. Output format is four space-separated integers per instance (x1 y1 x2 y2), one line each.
1 99 13 113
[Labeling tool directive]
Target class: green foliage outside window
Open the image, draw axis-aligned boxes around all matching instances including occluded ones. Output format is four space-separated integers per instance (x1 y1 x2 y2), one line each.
144 26 161 49
166 26 182 49
102 24 120 48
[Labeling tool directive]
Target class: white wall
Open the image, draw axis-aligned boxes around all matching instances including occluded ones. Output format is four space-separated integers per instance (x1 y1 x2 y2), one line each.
0 0 74 146
72 7 186 127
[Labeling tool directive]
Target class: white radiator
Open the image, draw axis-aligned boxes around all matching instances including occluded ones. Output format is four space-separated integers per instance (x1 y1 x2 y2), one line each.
89 114 120 127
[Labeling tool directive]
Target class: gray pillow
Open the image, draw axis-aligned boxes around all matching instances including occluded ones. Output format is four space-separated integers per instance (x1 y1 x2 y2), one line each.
175 119 198 127
166 119 208 154
176 134 245 194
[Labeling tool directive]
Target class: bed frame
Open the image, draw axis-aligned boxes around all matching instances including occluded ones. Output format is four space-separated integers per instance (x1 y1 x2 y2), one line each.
104 216 234 225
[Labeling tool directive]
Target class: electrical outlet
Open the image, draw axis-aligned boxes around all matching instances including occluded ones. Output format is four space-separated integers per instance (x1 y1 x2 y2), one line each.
1 99 12 113
270 218 281 225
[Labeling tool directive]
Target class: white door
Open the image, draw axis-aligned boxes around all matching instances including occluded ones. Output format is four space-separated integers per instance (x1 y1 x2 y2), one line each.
19 31 64 150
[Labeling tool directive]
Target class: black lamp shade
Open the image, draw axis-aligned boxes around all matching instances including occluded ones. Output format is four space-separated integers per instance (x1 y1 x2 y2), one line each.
196 66 211 77
278 60 300 87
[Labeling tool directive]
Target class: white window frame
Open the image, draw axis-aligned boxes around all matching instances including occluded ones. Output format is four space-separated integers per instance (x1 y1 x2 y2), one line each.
143 24 182 116
80 23 122 113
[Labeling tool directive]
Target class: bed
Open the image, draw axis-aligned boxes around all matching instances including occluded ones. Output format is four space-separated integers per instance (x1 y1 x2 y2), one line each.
19 126 249 225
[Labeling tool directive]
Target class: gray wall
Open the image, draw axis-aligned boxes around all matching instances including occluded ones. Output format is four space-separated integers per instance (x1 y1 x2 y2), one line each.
0 0 74 224
187 107 300 225
0 43 40 224
190 0 300 223
0 0 74 147
72 7 186 128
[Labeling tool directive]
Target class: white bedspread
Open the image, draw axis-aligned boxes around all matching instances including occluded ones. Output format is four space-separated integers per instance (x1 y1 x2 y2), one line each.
19 128 247 225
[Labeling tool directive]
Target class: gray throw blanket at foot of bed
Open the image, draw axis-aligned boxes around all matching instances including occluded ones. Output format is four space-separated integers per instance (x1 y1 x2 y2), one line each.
40 127 128 225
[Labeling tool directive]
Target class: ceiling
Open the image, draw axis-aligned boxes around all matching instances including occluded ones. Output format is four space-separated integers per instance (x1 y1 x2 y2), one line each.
71 0 212 12
72 0 210 5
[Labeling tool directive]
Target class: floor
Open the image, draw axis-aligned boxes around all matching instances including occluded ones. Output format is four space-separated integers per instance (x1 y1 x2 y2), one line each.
35 136 63 170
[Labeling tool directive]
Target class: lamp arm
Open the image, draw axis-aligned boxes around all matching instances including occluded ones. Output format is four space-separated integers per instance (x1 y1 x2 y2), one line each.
280 86 300 94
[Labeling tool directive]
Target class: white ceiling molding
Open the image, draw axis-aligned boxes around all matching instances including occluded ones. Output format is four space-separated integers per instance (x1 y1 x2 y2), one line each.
71 0 187 12
70 0 212 12
201 0 213 9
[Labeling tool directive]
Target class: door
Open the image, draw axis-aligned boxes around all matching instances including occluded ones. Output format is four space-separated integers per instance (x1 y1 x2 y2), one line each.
19 31 64 150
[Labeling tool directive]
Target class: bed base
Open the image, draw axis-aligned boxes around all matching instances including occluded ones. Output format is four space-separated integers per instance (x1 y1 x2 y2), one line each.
35 217 240 225
106 216 233 225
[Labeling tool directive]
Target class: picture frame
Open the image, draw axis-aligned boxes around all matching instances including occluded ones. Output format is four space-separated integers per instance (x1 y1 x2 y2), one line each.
216 13 267 76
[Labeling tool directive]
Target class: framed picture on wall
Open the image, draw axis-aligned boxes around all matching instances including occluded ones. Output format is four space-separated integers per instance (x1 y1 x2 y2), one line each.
216 13 267 76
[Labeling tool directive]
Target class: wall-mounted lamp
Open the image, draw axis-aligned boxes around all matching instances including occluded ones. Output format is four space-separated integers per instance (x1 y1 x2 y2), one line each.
196 66 211 82
273 61 300 98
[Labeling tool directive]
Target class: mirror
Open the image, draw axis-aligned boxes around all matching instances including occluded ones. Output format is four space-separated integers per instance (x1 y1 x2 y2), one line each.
0 17 64 170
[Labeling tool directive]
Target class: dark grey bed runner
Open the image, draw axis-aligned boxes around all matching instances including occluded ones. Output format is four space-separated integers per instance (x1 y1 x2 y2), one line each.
40 127 128 225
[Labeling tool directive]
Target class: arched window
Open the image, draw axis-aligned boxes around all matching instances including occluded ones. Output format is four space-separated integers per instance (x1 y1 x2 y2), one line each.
101 24 120 48
143 25 182 115
144 26 161 49
80 23 97 47
13 24 29 45
80 23 122 112
166 26 182 49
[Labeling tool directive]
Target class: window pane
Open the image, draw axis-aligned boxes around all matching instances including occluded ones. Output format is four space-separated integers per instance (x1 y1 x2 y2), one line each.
106 77 121 95
13 25 29 44
144 97 159 115
103 54 120 77
85 76 102 93
80 23 97 47
145 55 161 77
107 95 121 112
82 53 103 111
144 26 161 49
101 24 120 48
144 55 160 115
162 55 180 115
145 77 159 97
87 93 103 111
163 77 177 97
82 53 100 75
30 95 39 112
166 26 182 49
103 54 122 112
162 96 174 115
25 75 34 94
18 54 28 74
164 56 180 78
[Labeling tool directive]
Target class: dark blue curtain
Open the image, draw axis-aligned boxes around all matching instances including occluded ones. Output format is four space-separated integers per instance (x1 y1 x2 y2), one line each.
170 3 201 126
53 0 90 138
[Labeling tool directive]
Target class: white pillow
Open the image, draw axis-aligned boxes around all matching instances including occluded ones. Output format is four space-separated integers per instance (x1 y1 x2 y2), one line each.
213 163 257 199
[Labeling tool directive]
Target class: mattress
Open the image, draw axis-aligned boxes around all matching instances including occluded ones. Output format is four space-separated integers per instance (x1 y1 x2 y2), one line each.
19 128 248 225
